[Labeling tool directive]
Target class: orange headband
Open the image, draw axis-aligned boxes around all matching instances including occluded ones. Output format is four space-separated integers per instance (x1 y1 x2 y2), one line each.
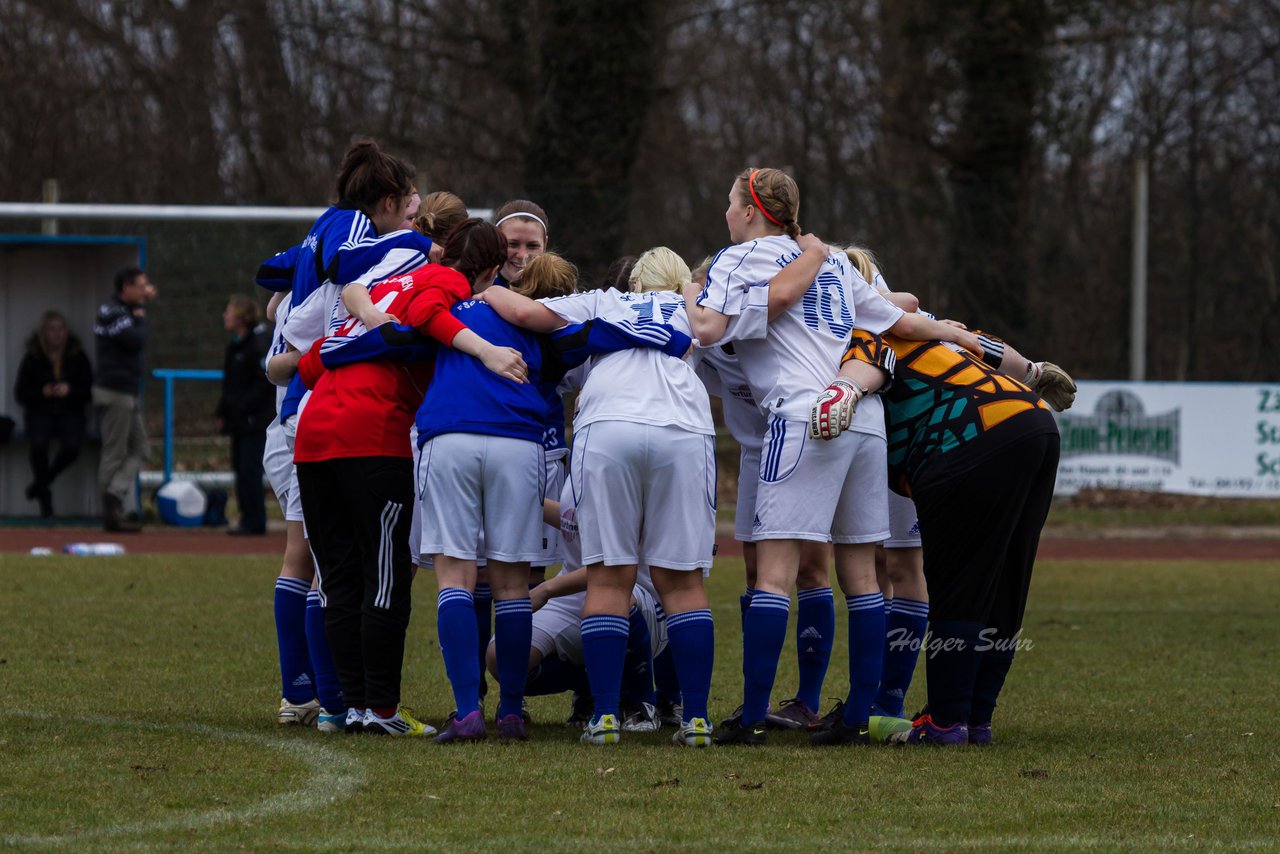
747 169 785 227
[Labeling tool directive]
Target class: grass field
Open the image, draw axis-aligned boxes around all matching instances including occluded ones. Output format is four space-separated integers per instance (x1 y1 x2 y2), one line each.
2 553 1278 851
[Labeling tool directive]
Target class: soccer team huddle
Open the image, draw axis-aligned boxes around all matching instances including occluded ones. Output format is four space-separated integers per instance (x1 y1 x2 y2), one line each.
260 139 1076 748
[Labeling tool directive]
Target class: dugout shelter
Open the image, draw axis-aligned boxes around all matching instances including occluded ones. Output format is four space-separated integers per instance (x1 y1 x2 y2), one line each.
0 235 146 518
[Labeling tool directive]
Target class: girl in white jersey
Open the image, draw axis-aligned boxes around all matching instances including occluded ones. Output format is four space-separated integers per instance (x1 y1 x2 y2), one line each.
686 167 980 745
481 247 717 747
689 258 837 731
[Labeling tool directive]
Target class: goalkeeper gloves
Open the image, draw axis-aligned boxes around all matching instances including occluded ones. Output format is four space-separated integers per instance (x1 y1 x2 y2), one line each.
809 378 865 439
1024 361 1077 411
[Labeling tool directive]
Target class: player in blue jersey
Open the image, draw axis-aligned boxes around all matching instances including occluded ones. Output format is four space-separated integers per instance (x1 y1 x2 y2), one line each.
255 138 429 731
508 253 578 585
455 198 551 710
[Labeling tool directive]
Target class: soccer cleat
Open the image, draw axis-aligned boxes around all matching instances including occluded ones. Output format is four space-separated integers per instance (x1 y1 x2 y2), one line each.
496 713 528 741
655 696 683 728
712 719 767 746
809 719 870 747
671 717 713 748
765 697 819 730
344 707 365 734
968 722 993 745
362 706 438 737
888 713 969 746
809 698 845 732
565 692 593 729
868 714 914 743
719 702 768 730
277 698 320 727
433 710 486 743
316 708 347 733
621 702 660 733
580 714 621 745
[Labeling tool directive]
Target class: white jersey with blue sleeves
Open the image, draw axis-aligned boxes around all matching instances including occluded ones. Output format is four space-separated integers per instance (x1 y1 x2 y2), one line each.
698 234 903 422
539 289 713 436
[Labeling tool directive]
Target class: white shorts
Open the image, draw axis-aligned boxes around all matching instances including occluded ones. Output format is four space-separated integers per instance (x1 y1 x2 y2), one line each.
532 455 567 568
833 432 890 545
263 421 300 520
736 446 761 543
569 421 715 571
529 583 667 668
753 418 888 543
419 433 546 562
885 490 922 549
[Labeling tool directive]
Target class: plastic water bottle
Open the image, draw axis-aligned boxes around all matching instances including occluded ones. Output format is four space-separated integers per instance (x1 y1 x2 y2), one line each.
29 547 53 556
63 542 127 556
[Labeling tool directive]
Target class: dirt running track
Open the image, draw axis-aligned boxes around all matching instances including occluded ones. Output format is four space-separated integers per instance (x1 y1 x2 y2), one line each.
2 525 1278 560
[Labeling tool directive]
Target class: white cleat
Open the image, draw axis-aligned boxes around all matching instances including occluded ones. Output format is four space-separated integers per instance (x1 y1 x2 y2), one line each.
672 717 713 748
277 698 320 726
581 713 621 745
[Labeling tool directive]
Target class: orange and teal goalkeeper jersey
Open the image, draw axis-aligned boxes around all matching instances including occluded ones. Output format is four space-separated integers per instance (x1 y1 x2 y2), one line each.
843 330 1058 494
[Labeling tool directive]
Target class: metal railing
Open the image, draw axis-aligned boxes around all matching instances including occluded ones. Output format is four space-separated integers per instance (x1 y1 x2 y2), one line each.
151 368 224 481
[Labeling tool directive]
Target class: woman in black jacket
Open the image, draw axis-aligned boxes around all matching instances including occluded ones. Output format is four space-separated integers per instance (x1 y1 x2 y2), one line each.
216 296 276 535
14 310 93 518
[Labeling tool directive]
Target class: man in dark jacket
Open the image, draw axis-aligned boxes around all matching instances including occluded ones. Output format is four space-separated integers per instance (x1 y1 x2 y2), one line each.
93 267 155 532
216 295 276 535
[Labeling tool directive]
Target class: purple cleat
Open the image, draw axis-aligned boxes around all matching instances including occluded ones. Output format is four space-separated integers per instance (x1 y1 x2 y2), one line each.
433 709 486 744
968 722 993 745
889 714 970 746
496 713 528 741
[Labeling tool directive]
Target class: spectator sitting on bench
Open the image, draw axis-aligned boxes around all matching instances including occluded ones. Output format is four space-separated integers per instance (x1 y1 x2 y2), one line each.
14 310 93 518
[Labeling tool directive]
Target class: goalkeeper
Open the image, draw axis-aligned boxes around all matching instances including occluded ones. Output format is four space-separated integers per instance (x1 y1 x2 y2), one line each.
809 323 1069 747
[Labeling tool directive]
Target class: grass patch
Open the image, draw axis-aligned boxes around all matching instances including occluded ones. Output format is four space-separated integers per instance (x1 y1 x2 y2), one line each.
1 554 1277 850
1046 488 1280 531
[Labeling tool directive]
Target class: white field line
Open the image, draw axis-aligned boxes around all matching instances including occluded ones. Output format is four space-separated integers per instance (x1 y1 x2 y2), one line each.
1 709 366 847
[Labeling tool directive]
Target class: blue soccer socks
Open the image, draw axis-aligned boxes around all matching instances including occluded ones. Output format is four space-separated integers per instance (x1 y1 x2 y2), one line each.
796 587 835 714
877 597 928 717
438 588 481 718
843 592 885 727
494 597 533 720
582 614 630 720
666 608 714 723
274 577 314 704
742 591 790 726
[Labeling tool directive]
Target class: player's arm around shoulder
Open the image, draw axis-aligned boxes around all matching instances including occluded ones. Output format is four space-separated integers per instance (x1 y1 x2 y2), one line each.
765 233 828 320
480 285 568 333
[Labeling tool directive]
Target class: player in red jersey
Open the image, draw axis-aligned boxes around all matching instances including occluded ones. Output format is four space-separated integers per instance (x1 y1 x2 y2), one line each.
286 219 516 735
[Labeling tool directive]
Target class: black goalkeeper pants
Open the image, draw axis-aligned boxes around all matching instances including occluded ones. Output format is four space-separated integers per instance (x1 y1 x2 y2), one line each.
296 456 414 709
911 432 1060 726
